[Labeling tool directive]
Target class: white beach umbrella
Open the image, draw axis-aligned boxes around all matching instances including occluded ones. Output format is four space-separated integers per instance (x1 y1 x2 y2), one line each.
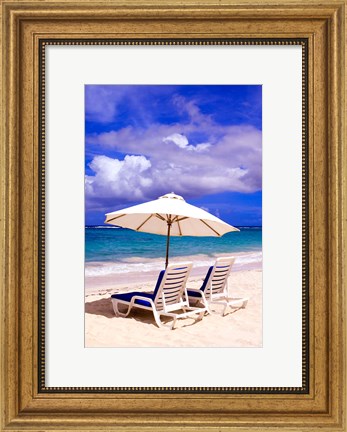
105 192 239 268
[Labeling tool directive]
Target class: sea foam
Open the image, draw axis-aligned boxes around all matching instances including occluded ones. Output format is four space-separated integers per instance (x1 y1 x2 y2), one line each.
85 251 263 277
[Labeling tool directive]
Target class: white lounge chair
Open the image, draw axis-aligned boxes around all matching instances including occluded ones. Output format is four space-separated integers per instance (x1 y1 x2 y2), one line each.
187 257 248 316
111 262 206 329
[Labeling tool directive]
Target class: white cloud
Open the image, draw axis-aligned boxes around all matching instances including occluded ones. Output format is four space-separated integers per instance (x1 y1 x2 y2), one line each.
86 149 255 212
85 97 262 211
85 155 153 209
163 133 211 152
195 143 211 152
163 133 189 149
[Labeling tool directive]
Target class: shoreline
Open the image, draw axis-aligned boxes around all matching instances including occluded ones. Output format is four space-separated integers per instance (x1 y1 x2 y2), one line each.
85 250 262 294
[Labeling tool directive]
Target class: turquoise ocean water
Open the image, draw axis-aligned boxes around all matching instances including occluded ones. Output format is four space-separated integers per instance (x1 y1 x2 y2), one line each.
85 226 262 282
85 226 262 263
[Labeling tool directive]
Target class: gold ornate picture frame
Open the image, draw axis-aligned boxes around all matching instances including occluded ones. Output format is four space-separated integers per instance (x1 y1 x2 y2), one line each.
0 0 345 430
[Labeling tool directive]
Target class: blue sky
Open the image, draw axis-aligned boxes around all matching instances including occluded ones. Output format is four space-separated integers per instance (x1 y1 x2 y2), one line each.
85 85 262 226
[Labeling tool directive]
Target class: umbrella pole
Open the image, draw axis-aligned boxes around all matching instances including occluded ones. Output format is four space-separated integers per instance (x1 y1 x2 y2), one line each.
165 222 172 268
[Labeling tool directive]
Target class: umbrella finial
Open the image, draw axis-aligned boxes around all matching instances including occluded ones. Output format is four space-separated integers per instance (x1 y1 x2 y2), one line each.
159 192 185 201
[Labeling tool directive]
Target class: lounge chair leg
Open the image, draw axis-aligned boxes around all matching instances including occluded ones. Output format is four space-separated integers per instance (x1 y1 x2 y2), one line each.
112 302 121 317
203 302 211 315
153 310 180 330
242 299 248 309
113 301 131 318
196 310 205 322
170 316 177 330
200 294 211 315
152 309 169 329
222 304 229 317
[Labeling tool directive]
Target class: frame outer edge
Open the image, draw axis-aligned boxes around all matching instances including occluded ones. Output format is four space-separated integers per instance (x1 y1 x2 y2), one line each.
328 3 345 428
0 1 6 429
0 1 346 431
1 2 20 429
339 1 347 430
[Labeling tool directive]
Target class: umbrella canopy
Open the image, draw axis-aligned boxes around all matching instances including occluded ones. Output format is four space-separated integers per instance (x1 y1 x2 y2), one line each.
105 192 239 267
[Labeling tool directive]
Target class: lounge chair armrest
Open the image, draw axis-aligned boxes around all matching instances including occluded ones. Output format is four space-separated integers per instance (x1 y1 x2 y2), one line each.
131 295 154 301
186 288 202 293
128 295 156 308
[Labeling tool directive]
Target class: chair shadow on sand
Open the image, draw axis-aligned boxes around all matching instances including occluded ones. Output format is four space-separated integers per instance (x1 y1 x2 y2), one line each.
85 296 204 328
85 297 115 319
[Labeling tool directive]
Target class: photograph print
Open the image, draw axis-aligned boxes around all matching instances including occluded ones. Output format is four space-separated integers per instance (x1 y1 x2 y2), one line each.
84 85 262 348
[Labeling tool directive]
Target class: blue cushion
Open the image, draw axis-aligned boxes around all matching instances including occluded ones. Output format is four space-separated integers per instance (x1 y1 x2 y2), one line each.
111 291 154 307
187 266 213 298
200 266 213 292
186 289 202 298
111 269 166 307
152 269 165 299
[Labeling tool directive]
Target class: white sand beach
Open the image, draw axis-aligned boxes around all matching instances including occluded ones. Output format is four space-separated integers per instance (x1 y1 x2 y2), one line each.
85 252 262 348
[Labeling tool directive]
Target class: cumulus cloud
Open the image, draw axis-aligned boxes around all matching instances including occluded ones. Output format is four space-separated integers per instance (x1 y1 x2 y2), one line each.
163 133 189 149
163 133 211 152
85 155 153 210
85 95 262 212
